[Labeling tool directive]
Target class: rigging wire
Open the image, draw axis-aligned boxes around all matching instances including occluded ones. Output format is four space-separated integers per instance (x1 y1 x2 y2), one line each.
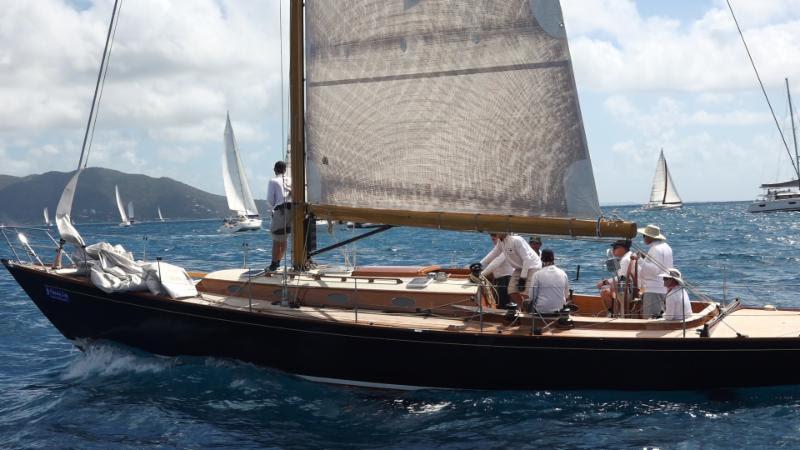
85 0 123 169
726 0 800 178
78 0 122 171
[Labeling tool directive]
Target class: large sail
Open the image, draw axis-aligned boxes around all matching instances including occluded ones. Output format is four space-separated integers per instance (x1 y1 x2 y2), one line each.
55 170 85 246
157 206 164 222
222 113 258 216
304 0 600 220
43 207 49 225
115 185 128 223
648 150 682 206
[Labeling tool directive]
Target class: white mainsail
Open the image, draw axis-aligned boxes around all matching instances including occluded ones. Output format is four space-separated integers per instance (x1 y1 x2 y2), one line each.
647 150 682 208
157 206 164 222
127 201 135 222
222 113 258 216
43 207 50 226
304 0 600 219
115 185 129 224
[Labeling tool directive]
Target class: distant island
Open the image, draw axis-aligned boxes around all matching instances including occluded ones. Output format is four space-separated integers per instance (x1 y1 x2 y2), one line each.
0 167 269 225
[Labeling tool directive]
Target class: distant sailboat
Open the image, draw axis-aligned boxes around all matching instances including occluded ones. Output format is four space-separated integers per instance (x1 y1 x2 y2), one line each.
220 112 262 232
157 206 165 222
127 201 135 225
115 185 131 227
43 207 51 227
749 79 800 213
643 149 682 210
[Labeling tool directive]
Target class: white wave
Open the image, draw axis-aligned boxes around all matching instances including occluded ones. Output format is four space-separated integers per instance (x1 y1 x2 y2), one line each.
60 341 171 381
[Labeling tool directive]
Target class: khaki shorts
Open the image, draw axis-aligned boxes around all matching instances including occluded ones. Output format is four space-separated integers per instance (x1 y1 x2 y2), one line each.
270 206 292 242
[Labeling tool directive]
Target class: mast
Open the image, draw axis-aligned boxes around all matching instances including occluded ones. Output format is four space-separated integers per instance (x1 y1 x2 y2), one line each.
289 0 307 268
787 78 800 189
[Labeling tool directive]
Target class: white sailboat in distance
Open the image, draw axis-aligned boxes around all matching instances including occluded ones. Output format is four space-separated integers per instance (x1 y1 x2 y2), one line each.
43 207 51 227
157 206 165 222
643 149 682 210
115 185 131 227
220 112 262 232
127 201 135 225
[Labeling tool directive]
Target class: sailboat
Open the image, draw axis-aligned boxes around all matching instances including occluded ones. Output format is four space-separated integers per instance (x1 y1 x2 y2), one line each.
127 201 135 225
8 0 800 390
220 113 262 232
157 206 165 222
43 207 51 227
115 185 131 227
643 150 682 210
749 79 800 213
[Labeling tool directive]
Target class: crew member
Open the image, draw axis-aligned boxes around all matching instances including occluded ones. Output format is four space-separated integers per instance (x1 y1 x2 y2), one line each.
596 240 634 316
482 233 514 308
266 161 292 272
630 224 673 318
662 268 692 321
480 232 541 304
530 249 569 314
529 236 543 256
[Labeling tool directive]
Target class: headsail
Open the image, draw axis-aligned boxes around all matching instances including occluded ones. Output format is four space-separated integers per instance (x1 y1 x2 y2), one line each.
222 113 258 216
115 185 129 224
304 0 601 221
56 171 85 246
648 150 682 207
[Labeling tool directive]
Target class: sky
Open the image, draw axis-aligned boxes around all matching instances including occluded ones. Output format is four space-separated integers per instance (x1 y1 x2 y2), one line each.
2 0 800 205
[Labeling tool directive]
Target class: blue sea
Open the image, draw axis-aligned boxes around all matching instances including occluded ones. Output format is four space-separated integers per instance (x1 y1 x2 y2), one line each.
3 202 800 449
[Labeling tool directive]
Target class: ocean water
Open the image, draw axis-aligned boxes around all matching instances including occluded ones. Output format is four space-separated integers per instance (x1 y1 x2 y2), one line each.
3 202 800 449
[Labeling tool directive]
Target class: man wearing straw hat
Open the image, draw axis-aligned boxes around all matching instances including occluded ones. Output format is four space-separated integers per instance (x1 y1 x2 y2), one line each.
630 224 673 318
661 268 692 321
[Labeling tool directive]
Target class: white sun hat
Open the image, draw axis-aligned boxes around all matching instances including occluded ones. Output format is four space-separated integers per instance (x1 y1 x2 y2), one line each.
659 268 683 284
638 224 666 240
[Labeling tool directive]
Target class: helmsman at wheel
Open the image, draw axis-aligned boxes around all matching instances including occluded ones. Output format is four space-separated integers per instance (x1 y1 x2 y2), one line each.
480 233 541 305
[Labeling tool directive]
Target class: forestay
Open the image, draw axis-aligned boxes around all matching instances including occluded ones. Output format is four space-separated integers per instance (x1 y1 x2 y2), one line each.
304 0 600 219
222 113 258 216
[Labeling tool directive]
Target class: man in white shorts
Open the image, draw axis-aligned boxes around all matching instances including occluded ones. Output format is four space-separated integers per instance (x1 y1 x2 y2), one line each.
267 161 292 272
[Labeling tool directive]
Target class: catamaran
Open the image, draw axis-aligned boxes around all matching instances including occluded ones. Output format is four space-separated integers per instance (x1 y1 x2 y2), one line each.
7 0 800 391
643 150 682 210
749 79 800 213
220 113 262 232
115 185 131 227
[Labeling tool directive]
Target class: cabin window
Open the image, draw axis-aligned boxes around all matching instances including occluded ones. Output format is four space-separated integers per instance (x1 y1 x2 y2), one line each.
327 293 348 304
392 297 416 308
226 285 242 295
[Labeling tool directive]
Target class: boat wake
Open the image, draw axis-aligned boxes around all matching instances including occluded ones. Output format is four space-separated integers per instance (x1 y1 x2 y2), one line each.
60 341 172 381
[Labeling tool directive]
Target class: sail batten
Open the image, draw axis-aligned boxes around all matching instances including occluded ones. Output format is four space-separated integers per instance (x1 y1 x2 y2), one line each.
304 0 602 222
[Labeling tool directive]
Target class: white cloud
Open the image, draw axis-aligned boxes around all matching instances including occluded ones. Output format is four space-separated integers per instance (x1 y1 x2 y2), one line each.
564 0 800 93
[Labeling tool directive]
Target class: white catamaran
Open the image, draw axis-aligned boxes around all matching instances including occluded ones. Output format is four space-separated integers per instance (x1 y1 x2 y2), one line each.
115 185 131 227
220 113 262 232
643 149 682 210
749 79 800 213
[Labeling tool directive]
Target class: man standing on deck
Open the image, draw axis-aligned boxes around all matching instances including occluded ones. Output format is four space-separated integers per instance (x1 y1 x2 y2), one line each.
661 268 692 321
529 235 543 256
480 233 541 304
630 224 673 318
266 161 292 272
